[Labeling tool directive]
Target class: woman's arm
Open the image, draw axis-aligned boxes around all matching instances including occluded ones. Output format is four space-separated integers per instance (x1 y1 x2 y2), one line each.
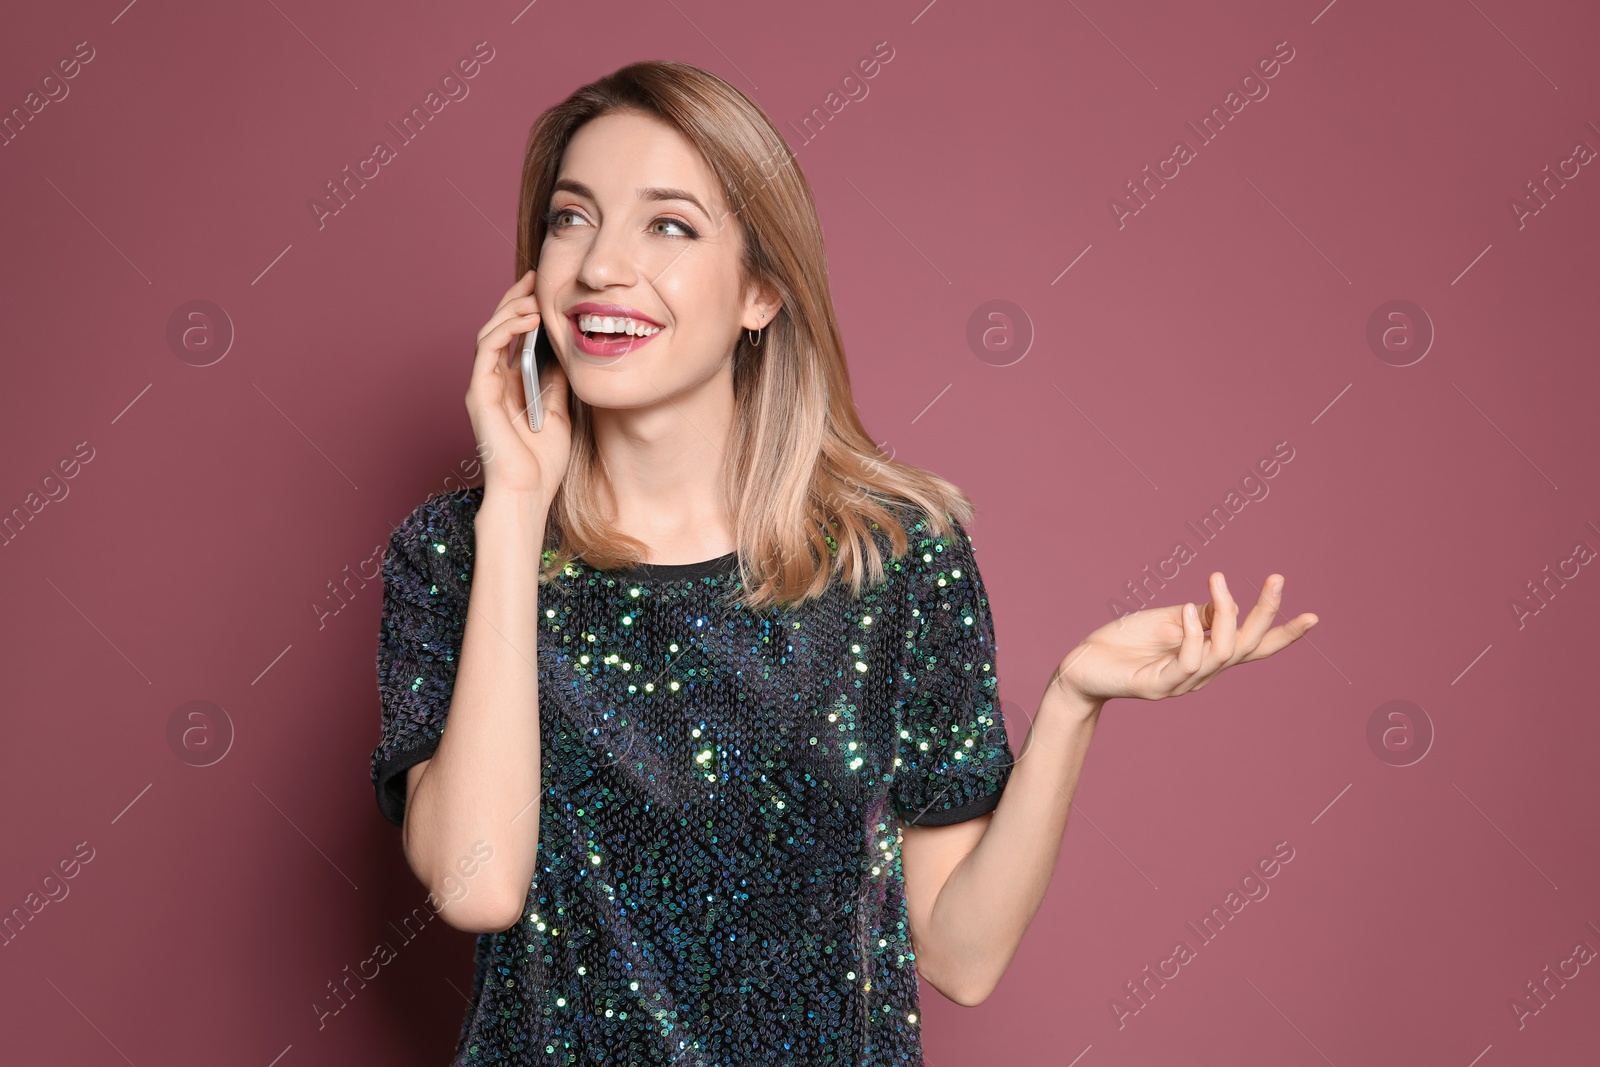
901 679 1103 1005
902 571 1316 1003
402 490 548 933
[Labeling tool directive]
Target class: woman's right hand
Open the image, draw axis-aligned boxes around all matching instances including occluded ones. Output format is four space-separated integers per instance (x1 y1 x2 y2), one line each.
466 269 573 507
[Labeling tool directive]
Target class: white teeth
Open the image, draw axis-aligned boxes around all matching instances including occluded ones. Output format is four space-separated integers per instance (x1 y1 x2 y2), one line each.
577 313 661 337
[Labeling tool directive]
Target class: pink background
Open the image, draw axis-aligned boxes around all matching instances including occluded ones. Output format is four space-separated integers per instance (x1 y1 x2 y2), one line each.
3 0 1599 1064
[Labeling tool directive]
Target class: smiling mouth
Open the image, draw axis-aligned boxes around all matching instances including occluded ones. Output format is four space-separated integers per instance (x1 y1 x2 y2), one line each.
569 315 664 358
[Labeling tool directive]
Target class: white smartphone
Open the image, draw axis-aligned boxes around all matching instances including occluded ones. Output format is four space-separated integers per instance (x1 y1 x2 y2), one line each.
520 323 546 431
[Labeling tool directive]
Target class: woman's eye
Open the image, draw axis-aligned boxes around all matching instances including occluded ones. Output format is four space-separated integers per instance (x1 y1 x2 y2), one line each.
542 209 697 239
653 217 698 239
544 208 585 230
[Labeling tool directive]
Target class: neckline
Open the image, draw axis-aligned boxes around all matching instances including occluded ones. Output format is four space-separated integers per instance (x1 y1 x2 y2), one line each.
607 550 740 581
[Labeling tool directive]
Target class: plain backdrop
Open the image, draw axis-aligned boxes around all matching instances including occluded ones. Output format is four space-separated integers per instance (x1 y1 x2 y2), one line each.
2 0 1598 1064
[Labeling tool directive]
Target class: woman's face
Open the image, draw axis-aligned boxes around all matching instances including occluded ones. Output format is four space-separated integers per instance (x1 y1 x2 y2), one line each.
534 110 771 412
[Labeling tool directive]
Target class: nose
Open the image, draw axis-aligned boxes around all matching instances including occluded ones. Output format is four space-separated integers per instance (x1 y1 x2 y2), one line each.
575 217 639 292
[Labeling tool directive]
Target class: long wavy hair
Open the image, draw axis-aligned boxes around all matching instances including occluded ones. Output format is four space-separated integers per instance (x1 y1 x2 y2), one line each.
516 60 973 612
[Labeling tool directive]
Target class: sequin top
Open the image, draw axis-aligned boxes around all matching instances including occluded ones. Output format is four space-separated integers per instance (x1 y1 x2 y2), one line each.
370 486 1014 1066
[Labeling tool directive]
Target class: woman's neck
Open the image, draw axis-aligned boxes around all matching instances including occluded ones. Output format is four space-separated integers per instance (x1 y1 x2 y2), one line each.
591 404 736 564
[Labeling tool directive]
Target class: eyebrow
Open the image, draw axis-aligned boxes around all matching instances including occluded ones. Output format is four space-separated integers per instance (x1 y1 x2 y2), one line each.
549 179 714 221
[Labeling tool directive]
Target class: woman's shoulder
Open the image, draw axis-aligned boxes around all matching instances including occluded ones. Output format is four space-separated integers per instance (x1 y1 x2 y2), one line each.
383 485 486 598
872 498 977 566
392 484 485 541
845 498 982 607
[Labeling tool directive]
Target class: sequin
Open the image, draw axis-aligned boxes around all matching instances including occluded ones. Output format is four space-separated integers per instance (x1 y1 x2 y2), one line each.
371 487 1014 1065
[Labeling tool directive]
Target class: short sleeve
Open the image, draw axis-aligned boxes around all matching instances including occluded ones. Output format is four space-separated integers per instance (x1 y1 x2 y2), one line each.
369 490 475 827
890 513 1015 827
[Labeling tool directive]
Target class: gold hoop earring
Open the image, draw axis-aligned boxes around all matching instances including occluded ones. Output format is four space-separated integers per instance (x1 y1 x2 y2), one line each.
746 324 764 348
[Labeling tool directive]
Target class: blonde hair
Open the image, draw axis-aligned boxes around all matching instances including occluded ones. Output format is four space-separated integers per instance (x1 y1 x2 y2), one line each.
516 60 973 612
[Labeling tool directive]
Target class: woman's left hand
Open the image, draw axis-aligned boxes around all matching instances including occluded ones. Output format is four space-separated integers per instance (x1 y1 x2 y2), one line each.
1054 572 1318 704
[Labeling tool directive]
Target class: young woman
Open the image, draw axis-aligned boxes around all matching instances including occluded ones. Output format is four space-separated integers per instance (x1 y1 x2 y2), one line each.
370 61 1318 1066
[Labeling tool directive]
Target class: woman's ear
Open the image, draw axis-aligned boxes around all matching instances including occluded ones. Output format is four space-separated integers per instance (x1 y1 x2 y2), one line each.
744 279 782 331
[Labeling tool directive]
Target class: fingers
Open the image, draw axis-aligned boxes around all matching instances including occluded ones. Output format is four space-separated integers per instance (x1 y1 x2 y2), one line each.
1178 572 1295 693
1164 573 1316 695
1252 611 1320 660
1177 601 1205 675
498 268 536 307
1233 574 1284 655
1176 572 1239 692
477 295 541 348
1241 576 1318 660
1206 572 1238 663
469 306 541 390
472 284 542 379
476 269 539 351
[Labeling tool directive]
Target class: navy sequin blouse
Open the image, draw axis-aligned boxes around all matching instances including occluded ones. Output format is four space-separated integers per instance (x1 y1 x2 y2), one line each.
370 486 1015 1065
